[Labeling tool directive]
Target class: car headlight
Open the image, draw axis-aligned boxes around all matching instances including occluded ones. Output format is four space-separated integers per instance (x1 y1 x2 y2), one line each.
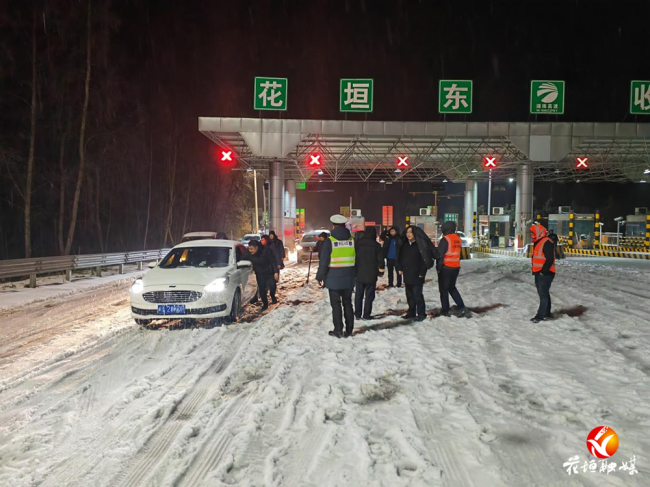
130 279 144 294
296 245 303 251
466 237 473 245
205 277 228 293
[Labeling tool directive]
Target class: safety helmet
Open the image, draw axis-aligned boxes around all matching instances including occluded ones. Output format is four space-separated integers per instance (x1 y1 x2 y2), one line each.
530 223 547 242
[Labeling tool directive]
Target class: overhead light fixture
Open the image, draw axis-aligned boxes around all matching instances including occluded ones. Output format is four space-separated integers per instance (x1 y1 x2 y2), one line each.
508 178 514 183
379 179 386 184
641 180 647 183
317 169 324 175
644 169 650 174
554 170 561 173
319 179 323 183
576 179 581 183
395 168 402 174
442 179 448 183
246 167 253 173
471 169 478 173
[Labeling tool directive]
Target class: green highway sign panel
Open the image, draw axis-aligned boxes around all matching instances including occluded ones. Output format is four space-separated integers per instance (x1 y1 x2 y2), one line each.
340 79 374 112
439 80 473 114
254 77 288 111
530 80 565 114
630 80 650 115
444 213 459 223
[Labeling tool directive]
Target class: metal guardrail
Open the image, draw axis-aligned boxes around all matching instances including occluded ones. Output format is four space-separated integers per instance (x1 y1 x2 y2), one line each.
0 249 171 288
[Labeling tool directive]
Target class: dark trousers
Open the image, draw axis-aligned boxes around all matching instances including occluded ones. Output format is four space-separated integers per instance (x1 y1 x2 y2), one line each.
405 284 425 318
329 288 355 335
255 274 276 306
534 274 554 319
438 267 465 313
354 282 376 319
386 259 402 287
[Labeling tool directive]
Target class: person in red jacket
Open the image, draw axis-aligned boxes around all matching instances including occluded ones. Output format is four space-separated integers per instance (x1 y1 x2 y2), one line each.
530 223 556 323
436 221 468 317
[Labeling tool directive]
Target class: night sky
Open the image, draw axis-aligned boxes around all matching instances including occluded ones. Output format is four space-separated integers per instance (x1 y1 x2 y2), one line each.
135 0 650 122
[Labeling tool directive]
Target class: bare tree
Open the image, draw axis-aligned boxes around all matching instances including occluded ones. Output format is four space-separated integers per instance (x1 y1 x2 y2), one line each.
64 0 92 255
24 11 38 258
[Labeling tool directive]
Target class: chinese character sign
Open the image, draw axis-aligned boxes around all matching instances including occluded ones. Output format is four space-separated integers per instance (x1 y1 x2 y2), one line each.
531 80 565 114
254 77 288 111
630 80 650 114
439 80 473 114
340 79 374 112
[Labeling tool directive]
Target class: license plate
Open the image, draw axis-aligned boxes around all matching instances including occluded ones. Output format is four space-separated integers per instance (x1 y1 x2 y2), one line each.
158 304 186 315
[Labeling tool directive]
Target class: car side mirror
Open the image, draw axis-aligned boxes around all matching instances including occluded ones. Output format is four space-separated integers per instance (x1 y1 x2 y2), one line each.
147 262 157 269
237 260 252 269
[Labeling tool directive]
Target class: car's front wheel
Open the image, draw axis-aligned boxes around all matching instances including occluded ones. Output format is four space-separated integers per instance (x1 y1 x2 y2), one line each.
227 289 242 323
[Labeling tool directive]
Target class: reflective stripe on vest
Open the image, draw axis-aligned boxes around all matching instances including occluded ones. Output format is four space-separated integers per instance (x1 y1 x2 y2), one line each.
532 237 556 273
329 236 356 267
443 234 461 268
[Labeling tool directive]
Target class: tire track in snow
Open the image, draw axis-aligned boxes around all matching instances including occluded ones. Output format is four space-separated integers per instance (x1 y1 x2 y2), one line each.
110 330 250 487
0 326 149 429
38 330 242 487
177 394 252 487
0 283 130 366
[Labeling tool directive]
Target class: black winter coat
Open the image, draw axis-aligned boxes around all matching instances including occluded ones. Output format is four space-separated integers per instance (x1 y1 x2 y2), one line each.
355 231 385 284
400 226 439 270
244 247 278 277
398 239 428 285
268 238 285 269
316 226 356 290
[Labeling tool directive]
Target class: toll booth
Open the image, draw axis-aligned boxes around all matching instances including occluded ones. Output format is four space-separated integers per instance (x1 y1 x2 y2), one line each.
477 215 511 248
489 215 511 248
625 214 647 237
409 215 439 240
349 209 365 233
549 213 595 248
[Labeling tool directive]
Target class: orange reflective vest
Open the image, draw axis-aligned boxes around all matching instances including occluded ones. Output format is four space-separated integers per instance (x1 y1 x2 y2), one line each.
443 234 462 268
532 237 556 274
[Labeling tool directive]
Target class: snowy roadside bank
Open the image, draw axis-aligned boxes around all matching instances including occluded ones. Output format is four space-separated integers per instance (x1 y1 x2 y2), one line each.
0 265 144 311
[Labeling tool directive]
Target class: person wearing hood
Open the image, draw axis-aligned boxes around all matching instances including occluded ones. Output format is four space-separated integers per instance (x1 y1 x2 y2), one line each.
245 240 279 310
259 235 278 302
354 226 385 320
530 223 556 323
317 215 356 338
436 221 468 317
398 226 436 321
268 230 286 271
382 226 403 288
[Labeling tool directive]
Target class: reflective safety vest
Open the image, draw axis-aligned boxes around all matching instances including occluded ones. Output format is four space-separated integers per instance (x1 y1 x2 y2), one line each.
443 234 462 268
329 236 356 268
532 237 556 274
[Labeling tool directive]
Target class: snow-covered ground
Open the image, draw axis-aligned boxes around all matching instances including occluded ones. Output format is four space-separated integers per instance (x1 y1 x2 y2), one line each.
0 257 648 486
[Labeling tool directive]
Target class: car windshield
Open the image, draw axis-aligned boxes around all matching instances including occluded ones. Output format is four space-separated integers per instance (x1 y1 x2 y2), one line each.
457 232 466 238
159 247 231 268
242 235 260 241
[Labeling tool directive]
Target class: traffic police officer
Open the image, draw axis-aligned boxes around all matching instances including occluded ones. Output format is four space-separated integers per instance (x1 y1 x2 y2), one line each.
317 214 356 337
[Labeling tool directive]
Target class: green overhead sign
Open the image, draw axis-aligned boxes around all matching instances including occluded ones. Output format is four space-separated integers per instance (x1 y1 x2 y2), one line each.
254 77 288 111
530 80 565 114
